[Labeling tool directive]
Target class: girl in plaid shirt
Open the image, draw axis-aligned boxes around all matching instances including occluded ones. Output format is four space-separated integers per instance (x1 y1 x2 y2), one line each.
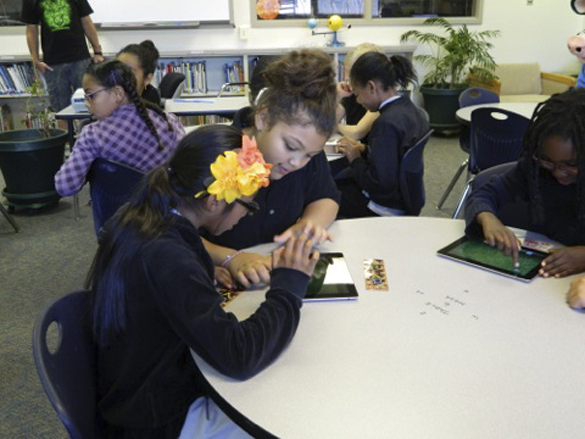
55 60 185 196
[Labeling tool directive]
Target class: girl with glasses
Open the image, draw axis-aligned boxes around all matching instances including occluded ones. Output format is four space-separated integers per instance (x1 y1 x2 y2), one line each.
55 59 184 196
465 89 585 278
88 125 319 437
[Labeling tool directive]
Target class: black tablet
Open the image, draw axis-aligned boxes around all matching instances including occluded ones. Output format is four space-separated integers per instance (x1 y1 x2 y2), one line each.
304 252 358 302
437 236 548 282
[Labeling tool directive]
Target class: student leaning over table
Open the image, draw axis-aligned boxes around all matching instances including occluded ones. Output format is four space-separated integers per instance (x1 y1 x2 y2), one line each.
465 89 585 278
202 49 340 289
54 60 185 196
88 125 319 438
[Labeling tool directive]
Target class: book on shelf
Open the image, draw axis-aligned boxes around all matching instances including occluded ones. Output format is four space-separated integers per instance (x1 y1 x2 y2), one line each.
0 62 44 96
223 61 244 94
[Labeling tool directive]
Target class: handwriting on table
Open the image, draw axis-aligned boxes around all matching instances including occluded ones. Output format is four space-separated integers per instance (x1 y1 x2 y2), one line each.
415 289 478 320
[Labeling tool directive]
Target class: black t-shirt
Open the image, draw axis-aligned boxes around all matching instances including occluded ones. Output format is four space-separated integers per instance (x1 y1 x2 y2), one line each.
21 0 93 65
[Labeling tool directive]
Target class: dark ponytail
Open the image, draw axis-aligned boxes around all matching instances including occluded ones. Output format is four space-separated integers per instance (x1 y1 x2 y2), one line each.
116 40 160 76
85 60 173 152
87 125 244 346
350 52 418 91
255 49 338 138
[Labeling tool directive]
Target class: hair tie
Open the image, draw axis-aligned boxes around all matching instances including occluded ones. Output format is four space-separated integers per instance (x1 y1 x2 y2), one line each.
110 71 118 85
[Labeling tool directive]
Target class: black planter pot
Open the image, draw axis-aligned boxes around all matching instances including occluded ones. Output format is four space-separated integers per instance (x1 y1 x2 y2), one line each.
0 129 67 209
420 85 467 134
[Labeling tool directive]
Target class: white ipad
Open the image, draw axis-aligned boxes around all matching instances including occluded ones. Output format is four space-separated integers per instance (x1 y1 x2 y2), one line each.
303 252 358 302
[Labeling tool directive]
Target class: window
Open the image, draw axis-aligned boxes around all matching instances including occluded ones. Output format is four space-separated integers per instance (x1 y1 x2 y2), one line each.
252 0 482 25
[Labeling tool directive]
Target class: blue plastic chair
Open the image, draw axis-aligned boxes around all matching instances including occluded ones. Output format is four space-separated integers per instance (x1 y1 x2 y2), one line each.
437 87 500 211
458 87 500 108
452 108 529 218
88 159 144 236
32 290 103 439
399 129 434 216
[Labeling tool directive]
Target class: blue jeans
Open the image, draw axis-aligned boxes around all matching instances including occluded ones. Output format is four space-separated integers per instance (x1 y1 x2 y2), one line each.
43 58 91 112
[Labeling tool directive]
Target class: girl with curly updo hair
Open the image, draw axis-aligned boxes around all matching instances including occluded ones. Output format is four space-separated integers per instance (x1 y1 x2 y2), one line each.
203 49 341 290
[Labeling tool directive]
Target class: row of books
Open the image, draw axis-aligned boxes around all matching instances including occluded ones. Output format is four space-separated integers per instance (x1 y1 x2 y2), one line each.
0 63 45 95
153 60 245 96
178 114 231 126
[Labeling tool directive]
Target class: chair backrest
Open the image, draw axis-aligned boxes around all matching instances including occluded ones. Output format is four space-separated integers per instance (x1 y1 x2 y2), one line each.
459 87 500 108
469 108 529 174
88 158 144 236
470 161 531 229
399 129 433 216
32 290 102 439
158 72 186 99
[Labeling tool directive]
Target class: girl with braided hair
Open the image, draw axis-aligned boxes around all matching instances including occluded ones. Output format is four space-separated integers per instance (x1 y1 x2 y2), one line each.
55 59 185 197
465 88 585 279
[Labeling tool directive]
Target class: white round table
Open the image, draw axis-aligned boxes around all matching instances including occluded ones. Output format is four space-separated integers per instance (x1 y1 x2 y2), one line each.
192 217 583 439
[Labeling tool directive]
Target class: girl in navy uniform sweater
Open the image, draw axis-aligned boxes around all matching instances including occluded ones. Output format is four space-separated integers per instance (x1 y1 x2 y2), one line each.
88 125 319 437
334 52 429 218
465 89 585 278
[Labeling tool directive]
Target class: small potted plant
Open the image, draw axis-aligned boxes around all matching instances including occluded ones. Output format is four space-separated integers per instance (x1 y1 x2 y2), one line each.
0 76 68 210
401 17 501 133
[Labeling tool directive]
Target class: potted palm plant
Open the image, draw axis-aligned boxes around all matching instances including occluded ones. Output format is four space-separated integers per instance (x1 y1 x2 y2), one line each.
0 77 68 210
401 17 501 133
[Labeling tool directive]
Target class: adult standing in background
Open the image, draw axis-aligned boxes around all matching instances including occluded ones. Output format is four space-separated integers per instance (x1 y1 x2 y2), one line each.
21 0 104 112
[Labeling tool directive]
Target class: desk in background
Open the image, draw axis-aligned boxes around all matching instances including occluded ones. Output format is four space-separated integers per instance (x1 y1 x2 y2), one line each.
456 102 538 124
164 96 249 117
193 217 583 439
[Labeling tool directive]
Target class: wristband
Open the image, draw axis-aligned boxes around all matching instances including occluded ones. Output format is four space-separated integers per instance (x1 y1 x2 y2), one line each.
221 250 243 268
94 51 103 56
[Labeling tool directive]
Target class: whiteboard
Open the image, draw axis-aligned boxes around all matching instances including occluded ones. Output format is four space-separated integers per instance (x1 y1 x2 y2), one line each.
90 0 231 27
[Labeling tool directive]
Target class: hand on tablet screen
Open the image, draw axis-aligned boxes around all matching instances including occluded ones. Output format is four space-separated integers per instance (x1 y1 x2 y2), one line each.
477 212 521 267
272 235 319 277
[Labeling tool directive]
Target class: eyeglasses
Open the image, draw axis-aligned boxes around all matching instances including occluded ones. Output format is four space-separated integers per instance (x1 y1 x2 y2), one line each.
235 199 260 216
84 88 110 101
532 155 579 176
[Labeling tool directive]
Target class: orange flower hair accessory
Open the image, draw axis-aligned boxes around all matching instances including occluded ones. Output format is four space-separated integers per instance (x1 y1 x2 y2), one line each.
196 136 272 203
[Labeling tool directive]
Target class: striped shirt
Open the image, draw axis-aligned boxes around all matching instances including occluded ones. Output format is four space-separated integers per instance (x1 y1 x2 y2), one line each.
55 105 185 196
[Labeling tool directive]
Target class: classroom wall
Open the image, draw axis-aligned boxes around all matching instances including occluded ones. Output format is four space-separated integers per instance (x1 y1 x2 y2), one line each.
0 0 583 75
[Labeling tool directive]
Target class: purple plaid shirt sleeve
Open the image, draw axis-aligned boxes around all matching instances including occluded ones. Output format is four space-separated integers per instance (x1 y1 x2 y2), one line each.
55 105 185 196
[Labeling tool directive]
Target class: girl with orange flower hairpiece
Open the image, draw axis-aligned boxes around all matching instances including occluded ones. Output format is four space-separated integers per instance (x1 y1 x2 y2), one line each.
87 124 319 437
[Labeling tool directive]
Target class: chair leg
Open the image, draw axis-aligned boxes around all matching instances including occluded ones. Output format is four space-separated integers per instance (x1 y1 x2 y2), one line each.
452 177 474 219
437 158 468 210
0 202 19 232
